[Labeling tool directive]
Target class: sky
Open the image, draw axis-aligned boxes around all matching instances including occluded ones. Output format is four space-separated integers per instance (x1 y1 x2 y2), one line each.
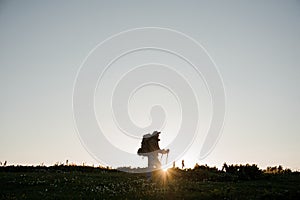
0 0 299 170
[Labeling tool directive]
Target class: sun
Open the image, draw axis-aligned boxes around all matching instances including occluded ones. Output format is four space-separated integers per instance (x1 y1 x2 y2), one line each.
162 167 169 172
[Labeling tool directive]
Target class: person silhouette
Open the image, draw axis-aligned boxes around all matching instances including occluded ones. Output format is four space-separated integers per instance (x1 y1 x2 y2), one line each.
137 131 169 180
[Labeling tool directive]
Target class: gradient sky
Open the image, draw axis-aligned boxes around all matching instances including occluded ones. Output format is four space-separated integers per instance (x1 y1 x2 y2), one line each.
0 0 299 170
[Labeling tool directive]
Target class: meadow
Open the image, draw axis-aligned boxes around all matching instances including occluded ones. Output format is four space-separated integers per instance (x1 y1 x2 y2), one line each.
0 164 299 199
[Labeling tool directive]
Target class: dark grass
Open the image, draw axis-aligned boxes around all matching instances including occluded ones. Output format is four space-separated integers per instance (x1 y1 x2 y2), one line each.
0 166 300 199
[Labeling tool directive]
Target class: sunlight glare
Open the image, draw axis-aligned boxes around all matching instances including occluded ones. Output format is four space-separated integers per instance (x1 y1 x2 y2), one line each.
162 167 169 172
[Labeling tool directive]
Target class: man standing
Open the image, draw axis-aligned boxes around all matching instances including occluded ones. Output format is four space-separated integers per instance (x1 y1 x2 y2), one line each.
137 131 169 176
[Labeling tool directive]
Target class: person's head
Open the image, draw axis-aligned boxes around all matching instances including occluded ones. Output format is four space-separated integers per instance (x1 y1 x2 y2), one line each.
152 131 160 135
152 131 161 141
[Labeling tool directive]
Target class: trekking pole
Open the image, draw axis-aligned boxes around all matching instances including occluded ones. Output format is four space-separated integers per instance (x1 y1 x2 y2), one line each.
166 152 168 165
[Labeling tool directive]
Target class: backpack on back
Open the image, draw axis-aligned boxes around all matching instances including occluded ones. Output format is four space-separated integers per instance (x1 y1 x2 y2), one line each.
137 132 160 155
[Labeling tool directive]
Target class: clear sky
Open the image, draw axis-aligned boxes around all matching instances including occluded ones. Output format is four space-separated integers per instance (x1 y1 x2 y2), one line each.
0 0 299 170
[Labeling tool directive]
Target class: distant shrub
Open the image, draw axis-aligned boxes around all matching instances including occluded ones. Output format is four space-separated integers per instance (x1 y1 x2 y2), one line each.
222 163 262 180
265 165 292 174
194 163 218 172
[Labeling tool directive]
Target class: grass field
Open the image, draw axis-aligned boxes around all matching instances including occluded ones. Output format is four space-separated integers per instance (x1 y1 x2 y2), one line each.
0 165 300 199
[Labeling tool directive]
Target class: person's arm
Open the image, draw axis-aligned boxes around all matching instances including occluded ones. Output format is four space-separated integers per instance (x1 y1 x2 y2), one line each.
159 149 169 154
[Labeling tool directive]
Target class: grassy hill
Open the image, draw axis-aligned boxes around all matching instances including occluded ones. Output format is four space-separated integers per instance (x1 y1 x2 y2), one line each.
0 165 299 199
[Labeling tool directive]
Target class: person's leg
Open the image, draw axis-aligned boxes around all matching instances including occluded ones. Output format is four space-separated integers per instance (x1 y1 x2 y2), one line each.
146 172 152 180
153 154 161 169
147 155 154 181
